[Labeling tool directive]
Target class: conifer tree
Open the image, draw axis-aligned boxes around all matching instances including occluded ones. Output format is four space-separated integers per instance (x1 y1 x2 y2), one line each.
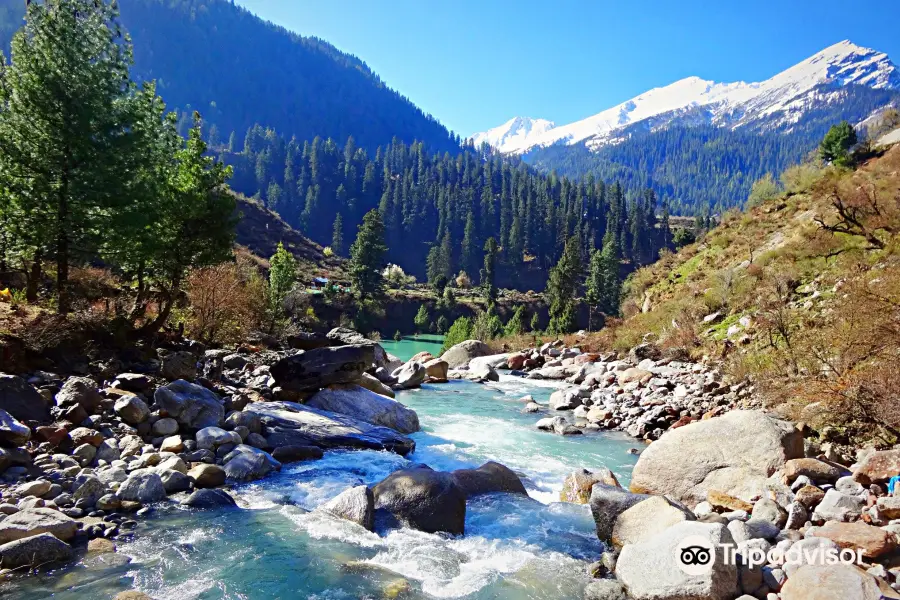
332 213 344 255
546 236 583 334
480 237 498 304
349 209 388 301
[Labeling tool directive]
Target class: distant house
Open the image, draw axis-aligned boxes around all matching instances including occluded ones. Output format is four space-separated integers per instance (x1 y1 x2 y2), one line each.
311 277 329 289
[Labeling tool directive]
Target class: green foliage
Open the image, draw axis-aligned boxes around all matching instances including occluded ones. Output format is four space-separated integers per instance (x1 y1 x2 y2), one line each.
585 238 621 326
480 237 498 303
413 304 430 332
436 315 449 334
441 316 472 354
546 236 583 334
504 305 526 336
267 242 298 328
780 163 823 194
393 330 402 341
348 209 387 301
331 213 344 256
746 173 782 208
426 231 452 287
472 307 504 341
820 121 858 167
673 228 696 249
529 312 540 332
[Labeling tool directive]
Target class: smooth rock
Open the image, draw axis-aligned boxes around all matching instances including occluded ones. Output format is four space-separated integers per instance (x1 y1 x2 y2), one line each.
0 533 72 568
0 507 77 544
392 362 427 389
118 472 166 503
450 462 527 498
270 445 324 463
372 467 466 535
307 385 419 434
589 483 649 543
440 340 492 369
561 468 620 504
187 464 226 488
182 488 237 509
611 495 695 547
318 485 375 531
0 409 30 447
780 564 888 600
812 489 865 522
271 344 375 392
153 380 224 430
114 395 150 425
810 521 897 558
0 374 51 422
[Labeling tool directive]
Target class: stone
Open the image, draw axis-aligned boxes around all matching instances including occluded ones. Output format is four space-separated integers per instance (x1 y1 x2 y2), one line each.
270 344 375 392
225 411 263 434
783 458 842 484
318 485 375 531
560 468 620 504
182 488 238 509
95 438 121 463
187 464 226 488
780 564 889 600
70 427 104 447
196 426 242 451
244 401 416 456
55 376 102 413
73 443 97 465
584 579 627 600
617 368 653 386
153 380 224 430
0 533 72 568
0 373 51 422
73 477 106 506
16 479 51 497
392 362 427 390
87 538 116 554
708 490 754 513
440 340 492 369
270 444 323 463
151 417 179 437
450 462 527 497
96 494 121 511
629 410 804 507
112 373 153 395
589 483 650 543
372 467 467 535
795 485 826 509
114 395 150 425
877 496 900 519
222 445 281 482
752 498 788 529
0 507 78 544
307 385 419 434
785 502 808 529
118 472 166 503
423 358 449 381
159 435 184 453
159 350 197 381
0 409 30 447
549 388 582 411
810 521 897 558
356 372 396 398
781 537 843 577
812 489 865 522
611 495 695 547
466 362 499 382
614 521 738 600
854 450 900 486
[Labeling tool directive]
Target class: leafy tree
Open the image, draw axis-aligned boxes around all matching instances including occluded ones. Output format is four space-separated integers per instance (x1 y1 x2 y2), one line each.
331 213 344 256
267 242 298 329
546 236 583 334
0 0 143 312
436 315 449 334
414 304 430 333
349 209 388 301
480 237 498 303
441 316 472 354
426 231 452 287
472 307 504 341
504 305 526 336
673 228 696 249
747 173 781 208
529 312 541 333
820 121 858 167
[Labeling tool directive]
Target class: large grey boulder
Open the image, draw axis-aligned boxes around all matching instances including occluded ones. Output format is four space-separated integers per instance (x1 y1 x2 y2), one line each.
0 507 78 544
307 385 419 434
118 471 166 503
0 533 73 568
154 379 224 430
450 462 528 498
318 485 375 531
357 372 396 398
0 373 50 422
611 495 695 548
441 340 492 369
466 362 499 382
0 408 31 447
615 521 739 600
196 426 242 451
325 327 390 368
271 344 375 392
469 353 510 371
780 564 887 600
245 401 416 456
392 362 427 390
158 349 198 381
629 410 803 507
812 489 865 522
114 395 150 425
73 476 106 506
589 483 650 543
55 376 103 413
222 445 281 482
372 467 467 535
182 488 238 509
584 579 627 600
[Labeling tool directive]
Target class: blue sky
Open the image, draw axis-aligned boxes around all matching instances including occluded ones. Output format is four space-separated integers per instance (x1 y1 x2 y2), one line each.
235 0 900 137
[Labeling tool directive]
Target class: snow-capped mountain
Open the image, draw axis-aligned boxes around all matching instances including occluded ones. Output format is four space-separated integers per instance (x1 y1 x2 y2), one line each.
472 41 900 154
469 117 557 153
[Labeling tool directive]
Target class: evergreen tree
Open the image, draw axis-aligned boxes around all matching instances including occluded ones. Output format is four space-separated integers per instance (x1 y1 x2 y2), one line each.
504 305 526 336
349 209 388 301
480 237 498 304
819 121 858 167
414 304 430 333
546 236 583 334
267 242 298 329
332 213 344 255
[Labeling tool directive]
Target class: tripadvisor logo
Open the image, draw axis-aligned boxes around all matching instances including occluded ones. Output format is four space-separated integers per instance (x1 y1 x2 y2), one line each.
675 535 715 575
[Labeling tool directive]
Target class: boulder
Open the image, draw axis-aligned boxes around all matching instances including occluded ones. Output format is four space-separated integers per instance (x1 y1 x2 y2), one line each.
392 362 426 390
372 467 467 535
853 450 900 486
271 444 324 463
611 495 695 547
159 435 184 453
812 489 865 522
549 388 582 411
507 353 527 370
0 373 51 422
466 362 499 382
752 498 788 529
153 380 224 430
450 462 528 497
73 477 106 506
152 417 179 436
616 368 652 386
0 409 31 447
0 533 72 569
114 395 150 425
783 458 842 484
440 340 492 369
70 427 104 447
0 507 78 544
222 444 281 482
16 479 51 497
560 468 620 504
589 483 650 543
307 385 419 434
271 344 375 392
118 471 166 503
318 485 375 531
357 372 396 398
780 564 890 600
160 469 192 493
325 327 390 368
196 426 242 451
629 410 803 507
707 490 754 513
810 521 897 558
244 401 416 456
112 373 153 395
615 521 738 600
795 485 826 509
469 353 510 371
159 349 198 381
182 488 238 509
584 579 627 600
187 464 226 488
423 358 449 381
55 376 102 413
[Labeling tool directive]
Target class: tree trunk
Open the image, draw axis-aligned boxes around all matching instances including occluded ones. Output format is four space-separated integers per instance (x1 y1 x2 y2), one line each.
57 158 71 314
128 262 148 323
25 256 41 303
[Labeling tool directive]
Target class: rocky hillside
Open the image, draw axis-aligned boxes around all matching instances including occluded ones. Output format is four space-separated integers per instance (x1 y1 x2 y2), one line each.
602 140 900 447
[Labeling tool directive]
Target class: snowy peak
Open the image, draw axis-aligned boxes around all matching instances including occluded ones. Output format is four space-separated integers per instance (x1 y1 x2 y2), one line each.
469 116 556 153
472 40 900 154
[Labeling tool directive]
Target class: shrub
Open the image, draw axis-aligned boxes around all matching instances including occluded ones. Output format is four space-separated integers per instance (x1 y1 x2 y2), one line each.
472 309 504 341
781 163 823 194
383 263 416 288
441 317 472 354
323 246 334 257
746 174 782 208
185 261 266 345
455 271 471 289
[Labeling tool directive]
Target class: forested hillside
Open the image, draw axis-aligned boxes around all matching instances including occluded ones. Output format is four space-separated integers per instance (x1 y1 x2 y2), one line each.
0 0 461 155
523 84 900 215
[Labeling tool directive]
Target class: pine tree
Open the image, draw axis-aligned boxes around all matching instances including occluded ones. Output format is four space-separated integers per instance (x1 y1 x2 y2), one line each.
480 237 498 304
820 121 858 167
332 213 344 255
546 236 582 334
267 242 298 330
414 304 430 333
504 305 526 336
348 209 388 301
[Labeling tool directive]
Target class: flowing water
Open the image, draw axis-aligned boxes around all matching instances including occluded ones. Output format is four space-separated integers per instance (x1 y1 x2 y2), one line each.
5 340 642 600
